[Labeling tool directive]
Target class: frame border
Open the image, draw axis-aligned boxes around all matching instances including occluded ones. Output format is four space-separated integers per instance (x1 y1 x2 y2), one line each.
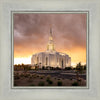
11 11 89 89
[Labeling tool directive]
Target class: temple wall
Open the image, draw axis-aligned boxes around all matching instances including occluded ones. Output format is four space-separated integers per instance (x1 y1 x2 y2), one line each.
31 52 71 69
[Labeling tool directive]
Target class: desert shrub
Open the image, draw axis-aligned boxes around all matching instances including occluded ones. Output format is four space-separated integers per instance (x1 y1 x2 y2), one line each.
46 75 51 81
46 77 50 82
37 75 39 77
32 74 36 78
42 75 45 78
78 79 81 82
47 75 51 79
77 77 82 82
57 81 62 86
40 77 43 79
38 81 45 86
72 82 79 86
29 76 32 79
48 80 53 85
46 77 53 84
32 74 34 77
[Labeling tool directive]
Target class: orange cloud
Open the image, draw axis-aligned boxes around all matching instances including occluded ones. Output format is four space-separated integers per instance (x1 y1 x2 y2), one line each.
14 13 87 66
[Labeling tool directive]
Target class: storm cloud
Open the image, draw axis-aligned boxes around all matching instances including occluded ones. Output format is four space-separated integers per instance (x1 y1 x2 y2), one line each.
14 13 86 58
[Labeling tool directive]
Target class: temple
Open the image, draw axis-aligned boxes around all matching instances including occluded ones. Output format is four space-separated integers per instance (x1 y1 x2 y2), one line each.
31 28 71 69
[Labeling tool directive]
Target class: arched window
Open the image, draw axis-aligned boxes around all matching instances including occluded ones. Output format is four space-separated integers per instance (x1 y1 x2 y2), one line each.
46 57 48 65
37 57 39 64
67 58 68 63
62 60 63 68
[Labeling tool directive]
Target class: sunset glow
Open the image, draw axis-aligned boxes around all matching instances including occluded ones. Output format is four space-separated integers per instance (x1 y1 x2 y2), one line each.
14 13 87 67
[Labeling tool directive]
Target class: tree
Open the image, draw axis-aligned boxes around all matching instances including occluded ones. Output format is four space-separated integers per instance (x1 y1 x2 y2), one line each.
75 62 84 81
76 62 83 74
22 63 24 66
83 64 86 70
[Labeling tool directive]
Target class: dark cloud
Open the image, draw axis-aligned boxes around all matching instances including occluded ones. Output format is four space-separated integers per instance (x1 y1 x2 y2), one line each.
14 13 86 57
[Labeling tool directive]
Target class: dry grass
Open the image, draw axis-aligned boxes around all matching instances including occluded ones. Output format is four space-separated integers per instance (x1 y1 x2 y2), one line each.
14 71 86 86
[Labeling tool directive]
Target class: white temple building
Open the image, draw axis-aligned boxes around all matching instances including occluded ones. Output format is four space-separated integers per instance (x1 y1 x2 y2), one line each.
31 28 71 69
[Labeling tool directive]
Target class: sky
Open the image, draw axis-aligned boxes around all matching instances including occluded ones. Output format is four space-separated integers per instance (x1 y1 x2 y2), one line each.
14 13 87 67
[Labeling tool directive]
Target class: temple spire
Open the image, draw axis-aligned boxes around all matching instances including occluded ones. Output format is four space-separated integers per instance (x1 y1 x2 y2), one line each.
47 27 55 51
50 27 52 34
49 27 53 41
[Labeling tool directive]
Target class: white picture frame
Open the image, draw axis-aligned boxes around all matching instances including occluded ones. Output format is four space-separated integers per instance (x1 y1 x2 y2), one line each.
0 0 100 100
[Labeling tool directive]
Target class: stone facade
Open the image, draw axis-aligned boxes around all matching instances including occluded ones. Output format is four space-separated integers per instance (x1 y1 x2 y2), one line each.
31 28 71 68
